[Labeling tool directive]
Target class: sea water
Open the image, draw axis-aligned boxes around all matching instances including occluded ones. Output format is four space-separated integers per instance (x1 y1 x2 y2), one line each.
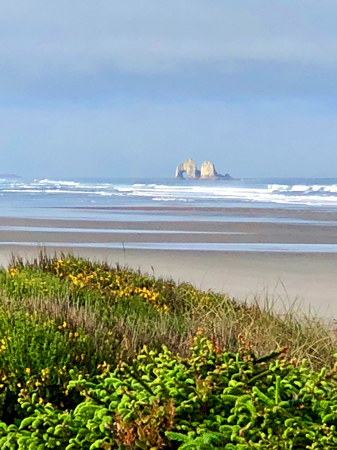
2 176 337 221
1 176 337 252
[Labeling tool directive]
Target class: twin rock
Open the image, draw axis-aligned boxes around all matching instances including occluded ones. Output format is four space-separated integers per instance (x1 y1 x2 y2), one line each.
175 159 233 180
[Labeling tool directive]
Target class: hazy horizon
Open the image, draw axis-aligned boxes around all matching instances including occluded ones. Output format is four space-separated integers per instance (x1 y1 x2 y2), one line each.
1 1 337 179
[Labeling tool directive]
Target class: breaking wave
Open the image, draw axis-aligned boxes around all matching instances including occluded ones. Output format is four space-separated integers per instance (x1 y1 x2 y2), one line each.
2 178 337 207
268 184 337 194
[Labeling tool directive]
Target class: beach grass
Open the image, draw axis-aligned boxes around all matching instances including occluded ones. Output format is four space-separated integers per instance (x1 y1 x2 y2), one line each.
2 251 336 368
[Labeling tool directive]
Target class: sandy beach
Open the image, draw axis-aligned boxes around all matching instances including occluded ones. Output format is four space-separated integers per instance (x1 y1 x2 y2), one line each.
0 214 336 317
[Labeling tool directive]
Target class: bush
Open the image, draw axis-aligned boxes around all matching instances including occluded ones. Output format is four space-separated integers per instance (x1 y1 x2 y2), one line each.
2 334 337 449
0 305 100 423
0 253 336 448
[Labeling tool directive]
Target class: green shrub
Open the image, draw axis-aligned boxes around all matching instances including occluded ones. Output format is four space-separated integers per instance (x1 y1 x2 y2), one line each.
2 334 337 449
0 267 69 300
0 305 100 423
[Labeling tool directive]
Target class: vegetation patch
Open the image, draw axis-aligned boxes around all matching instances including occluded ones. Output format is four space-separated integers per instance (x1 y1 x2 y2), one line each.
2 334 337 449
0 252 335 448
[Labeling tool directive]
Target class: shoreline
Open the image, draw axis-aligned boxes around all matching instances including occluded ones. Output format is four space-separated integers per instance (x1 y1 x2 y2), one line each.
53 205 337 222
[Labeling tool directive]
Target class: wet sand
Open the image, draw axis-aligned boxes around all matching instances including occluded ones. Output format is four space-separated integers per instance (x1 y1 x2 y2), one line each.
0 215 336 317
56 205 337 222
1 217 337 244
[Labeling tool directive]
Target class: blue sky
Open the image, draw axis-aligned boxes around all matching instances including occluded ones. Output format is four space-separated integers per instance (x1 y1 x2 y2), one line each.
1 0 337 178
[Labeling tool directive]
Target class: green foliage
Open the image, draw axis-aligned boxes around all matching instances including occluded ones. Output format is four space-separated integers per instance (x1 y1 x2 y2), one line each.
2 334 337 449
0 267 69 300
166 431 226 449
0 253 336 448
0 305 100 423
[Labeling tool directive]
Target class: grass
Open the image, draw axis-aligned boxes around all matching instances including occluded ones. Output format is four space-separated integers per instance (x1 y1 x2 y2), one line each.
1 251 335 369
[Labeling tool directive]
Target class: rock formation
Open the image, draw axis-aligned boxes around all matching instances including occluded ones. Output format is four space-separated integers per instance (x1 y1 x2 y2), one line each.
200 161 217 179
175 159 233 180
175 159 200 179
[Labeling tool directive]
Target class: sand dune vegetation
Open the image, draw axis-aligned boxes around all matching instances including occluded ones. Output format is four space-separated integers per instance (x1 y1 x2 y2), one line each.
0 252 336 448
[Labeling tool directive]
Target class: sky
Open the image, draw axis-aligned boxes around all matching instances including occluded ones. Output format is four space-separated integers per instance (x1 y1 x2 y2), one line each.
1 0 337 179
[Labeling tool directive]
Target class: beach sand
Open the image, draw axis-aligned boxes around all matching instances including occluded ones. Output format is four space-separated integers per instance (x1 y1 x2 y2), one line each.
0 215 336 317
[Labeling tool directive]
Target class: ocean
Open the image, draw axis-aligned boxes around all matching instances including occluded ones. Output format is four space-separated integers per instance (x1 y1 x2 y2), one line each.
1 176 337 221
1 176 337 257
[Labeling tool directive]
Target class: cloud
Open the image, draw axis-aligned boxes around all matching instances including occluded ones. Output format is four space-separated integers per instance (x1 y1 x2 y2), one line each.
1 0 337 178
1 0 337 101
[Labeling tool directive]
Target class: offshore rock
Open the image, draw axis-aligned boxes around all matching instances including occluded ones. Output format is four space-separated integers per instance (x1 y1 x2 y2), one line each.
175 159 234 180
200 161 217 179
175 159 200 179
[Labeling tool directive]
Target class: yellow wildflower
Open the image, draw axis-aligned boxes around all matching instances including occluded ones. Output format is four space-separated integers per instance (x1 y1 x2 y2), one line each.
41 367 50 381
8 268 19 277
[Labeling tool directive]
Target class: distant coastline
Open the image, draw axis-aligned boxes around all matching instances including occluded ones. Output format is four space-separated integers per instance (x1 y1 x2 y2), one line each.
0 174 20 179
